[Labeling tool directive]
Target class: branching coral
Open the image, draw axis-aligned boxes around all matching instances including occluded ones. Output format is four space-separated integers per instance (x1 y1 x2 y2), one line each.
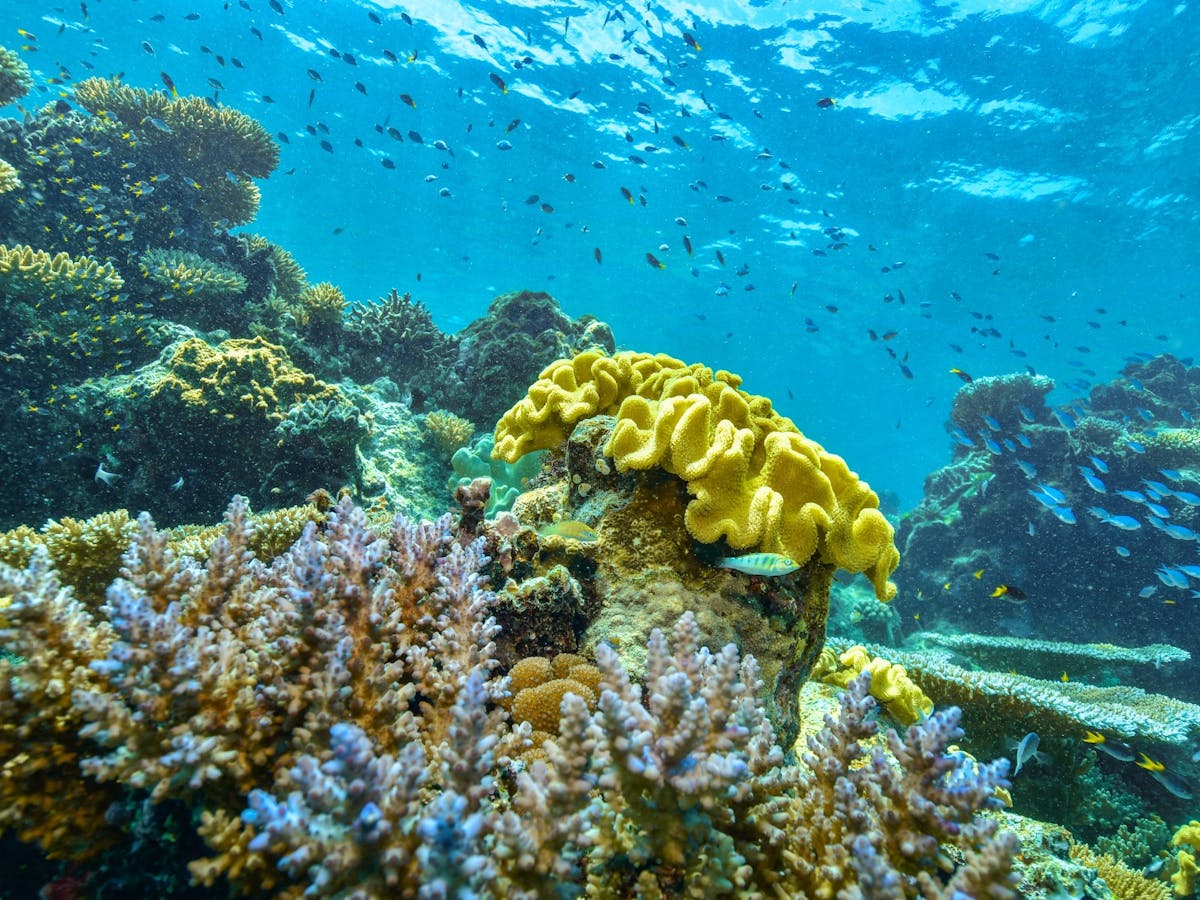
424 408 476 458
139 248 248 297
0 156 20 194
0 242 124 299
72 77 278 179
0 494 1020 898
494 349 900 599
295 281 346 327
0 45 32 107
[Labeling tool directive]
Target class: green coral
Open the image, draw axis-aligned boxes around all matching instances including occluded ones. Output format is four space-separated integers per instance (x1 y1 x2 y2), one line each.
0 45 32 107
495 349 900 600
0 242 124 299
73 77 278 179
139 248 247 297
448 434 544 514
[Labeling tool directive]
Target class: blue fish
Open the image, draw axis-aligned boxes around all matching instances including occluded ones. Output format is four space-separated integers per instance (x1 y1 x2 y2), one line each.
1143 479 1170 496
982 434 1003 455
1115 490 1146 504
1161 522 1196 541
1138 585 1158 598
1002 438 1016 452
983 414 1002 431
1156 567 1189 589
1077 467 1106 493
1172 490 1200 506
1183 410 1194 423
1019 405 1035 423
1146 502 1171 519
1036 483 1067 504
1104 515 1142 531
1029 490 1061 510
1086 506 1112 520
1137 408 1155 422
1053 408 1077 429
1051 506 1077 525
1016 433 1032 449
1015 459 1038 479
1160 468 1183 482
1090 455 1110 474
950 427 974 447
1115 546 1130 558
1129 377 1146 390
1176 564 1200 579
1127 439 1146 454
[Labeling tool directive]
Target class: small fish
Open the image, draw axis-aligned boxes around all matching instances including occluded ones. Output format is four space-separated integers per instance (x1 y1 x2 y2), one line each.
1050 506 1077 525
1052 408 1076 429
718 553 800 577
816 97 836 108
142 116 172 133
990 584 1027 602
1090 455 1110 474
505 117 521 133
982 414 1002 432
683 32 702 51
1104 515 1142 530
1137 754 1193 800
170 476 184 491
1127 439 1146 454
593 247 602 265
159 71 178 98
537 520 599 543
620 186 634 204
645 252 665 270
1172 489 1200 506
1015 459 1038 479
489 72 508 94
1077 467 1106 493
1115 546 1130 558
1013 732 1040 777
141 40 155 56
1082 731 1135 763
94 463 120 485
950 368 973 383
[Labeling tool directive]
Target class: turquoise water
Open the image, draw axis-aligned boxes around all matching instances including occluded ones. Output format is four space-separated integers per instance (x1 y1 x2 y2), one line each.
4 0 1198 506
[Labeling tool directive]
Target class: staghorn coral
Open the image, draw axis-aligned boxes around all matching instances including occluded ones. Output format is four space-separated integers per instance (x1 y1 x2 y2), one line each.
0 242 124 299
139 248 248 297
0 156 20 194
495 349 900 600
294 280 346 327
0 45 32 107
73 77 278 179
343 288 459 385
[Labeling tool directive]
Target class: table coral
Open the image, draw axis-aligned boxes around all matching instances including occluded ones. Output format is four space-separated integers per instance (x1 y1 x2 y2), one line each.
72 77 278 179
0 242 124 299
495 348 900 600
139 248 248 297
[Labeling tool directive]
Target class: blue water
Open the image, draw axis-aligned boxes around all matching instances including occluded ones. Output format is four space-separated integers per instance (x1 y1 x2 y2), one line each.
5 0 1198 507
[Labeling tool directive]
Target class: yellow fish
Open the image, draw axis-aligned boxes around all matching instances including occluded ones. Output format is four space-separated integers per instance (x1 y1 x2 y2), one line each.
537 520 598 543
718 553 800 576
973 569 984 579
1136 753 1165 773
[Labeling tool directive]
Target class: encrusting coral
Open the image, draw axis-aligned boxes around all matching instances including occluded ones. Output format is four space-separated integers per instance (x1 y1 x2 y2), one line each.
494 349 900 600
0 491 1020 898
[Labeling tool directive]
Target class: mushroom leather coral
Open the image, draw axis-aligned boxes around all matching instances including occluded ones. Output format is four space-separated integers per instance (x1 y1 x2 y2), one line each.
494 349 900 600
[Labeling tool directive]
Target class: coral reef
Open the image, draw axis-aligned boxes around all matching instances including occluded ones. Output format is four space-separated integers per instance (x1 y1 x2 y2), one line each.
139 248 248 297
0 156 19 193
897 354 1200 698
0 493 1022 898
0 44 32 107
423 408 476 459
495 348 899 600
72 77 278 180
448 433 544 514
1068 842 1172 900
342 288 458 386
428 290 616 429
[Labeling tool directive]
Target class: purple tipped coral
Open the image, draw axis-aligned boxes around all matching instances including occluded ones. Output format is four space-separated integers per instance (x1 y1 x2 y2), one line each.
0 494 1019 898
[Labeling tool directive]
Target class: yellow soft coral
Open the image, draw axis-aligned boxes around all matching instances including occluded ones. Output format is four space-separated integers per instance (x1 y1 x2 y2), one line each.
494 350 899 600
814 645 933 726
